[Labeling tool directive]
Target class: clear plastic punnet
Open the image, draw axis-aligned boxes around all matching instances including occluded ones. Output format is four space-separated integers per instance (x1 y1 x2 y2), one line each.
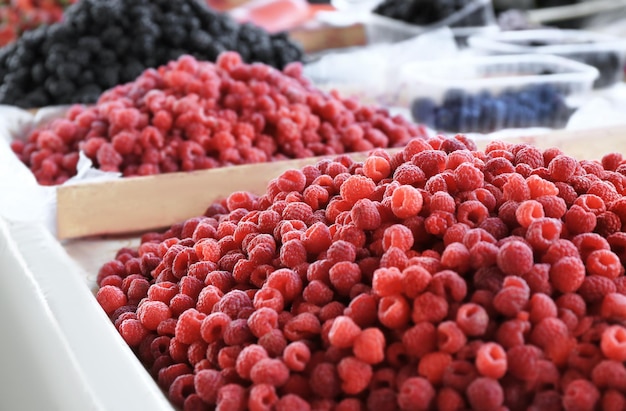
327 0 498 46
398 54 599 134
468 29 626 89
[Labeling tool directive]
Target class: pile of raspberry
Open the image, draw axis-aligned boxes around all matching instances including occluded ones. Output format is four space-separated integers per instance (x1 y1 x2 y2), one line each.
96 134 626 411
10 52 426 186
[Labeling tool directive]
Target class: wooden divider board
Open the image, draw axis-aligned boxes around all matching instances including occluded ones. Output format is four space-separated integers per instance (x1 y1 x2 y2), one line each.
56 125 626 240
56 151 384 240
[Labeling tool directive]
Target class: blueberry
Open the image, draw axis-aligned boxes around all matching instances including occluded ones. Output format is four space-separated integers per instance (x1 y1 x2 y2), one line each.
410 98 436 126
443 88 466 107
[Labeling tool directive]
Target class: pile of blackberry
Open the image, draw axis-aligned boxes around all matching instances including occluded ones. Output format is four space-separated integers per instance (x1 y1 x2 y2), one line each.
410 84 574 133
373 0 484 27
0 0 303 108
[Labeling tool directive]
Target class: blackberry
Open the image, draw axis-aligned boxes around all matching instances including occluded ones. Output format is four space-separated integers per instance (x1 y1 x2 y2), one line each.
56 63 81 80
67 49 91 68
77 70 96 87
45 77 75 98
97 66 120 89
0 0 303 107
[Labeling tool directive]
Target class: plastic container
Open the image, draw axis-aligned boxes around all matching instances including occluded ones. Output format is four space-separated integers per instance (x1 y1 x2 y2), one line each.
365 0 497 44
398 54 599 134
467 29 626 88
327 0 498 47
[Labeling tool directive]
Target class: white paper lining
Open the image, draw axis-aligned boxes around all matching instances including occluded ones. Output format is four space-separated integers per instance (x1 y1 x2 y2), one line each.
0 105 120 236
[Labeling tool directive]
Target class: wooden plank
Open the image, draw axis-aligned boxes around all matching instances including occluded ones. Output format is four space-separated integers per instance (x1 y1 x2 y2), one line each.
289 23 367 54
474 125 626 160
56 151 387 240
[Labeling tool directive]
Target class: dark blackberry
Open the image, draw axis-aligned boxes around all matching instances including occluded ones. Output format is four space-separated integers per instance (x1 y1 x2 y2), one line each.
163 26 188 47
44 53 65 72
23 90 49 108
97 49 117 66
76 85 103 104
67 49 91 68
121 60 145 83
30 64 47 83
131 35 157 57
113 37 132 57
56 63 81 80
0 0 303 107
101 26 125 47
97 66 120 89
77 70 96 87
189 31 213 50
45 77 76 98
77 36 102 51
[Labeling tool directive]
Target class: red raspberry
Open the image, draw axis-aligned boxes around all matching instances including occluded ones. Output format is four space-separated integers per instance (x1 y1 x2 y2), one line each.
337 356 372 395
496 240 534 277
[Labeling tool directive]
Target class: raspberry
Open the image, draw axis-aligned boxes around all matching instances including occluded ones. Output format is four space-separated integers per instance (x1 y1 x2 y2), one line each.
451 162 483 193
96 285 128 315
496 240 533 277
340 175 376 205
442 360 478 392
548 154 578 181
351 198 381 231
276 394 311 411
475 342 507 379
393 163 426 186
389 185 423 219
216 384 247 411
562 379 600 411
351 327 385 365
137 300 172 330
602 389 626 411
378 294 411 329
417 351 452 386
437 321 467 354
329 262 361 296
398 377 435 411
412 292 448 324
328 316 361 349
525 217 562 252
309 362 341 399
283 313 321 341
565 205 597 234
119 318 149 347
601 325 626 361
550 256 585 293
456 303 489 337
337 356 372 395
250 358 290 387
363 155 391 182
402 322 437 359
456 201 489 228
382 224 414 252
194 369 223 405
283 342 311 372
412 150 446 178
436 387 466 411
515 199 544 228
502 173 530 202
440 242 470 274
507 344 541 381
